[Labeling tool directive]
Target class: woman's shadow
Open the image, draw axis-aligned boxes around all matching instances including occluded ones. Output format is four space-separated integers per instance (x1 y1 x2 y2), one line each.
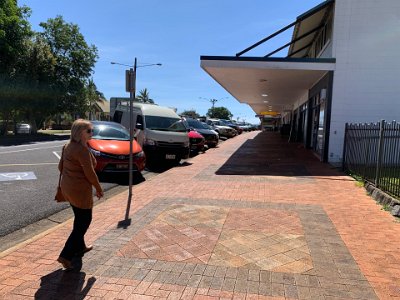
34 259 96 300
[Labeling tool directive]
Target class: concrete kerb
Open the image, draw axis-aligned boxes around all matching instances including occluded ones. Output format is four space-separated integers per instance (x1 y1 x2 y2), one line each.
0 133 69 146
0 184 128 255
365 182 400 217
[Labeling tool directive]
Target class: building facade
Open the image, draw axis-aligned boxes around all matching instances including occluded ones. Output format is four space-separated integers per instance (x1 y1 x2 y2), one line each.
201 0 400 164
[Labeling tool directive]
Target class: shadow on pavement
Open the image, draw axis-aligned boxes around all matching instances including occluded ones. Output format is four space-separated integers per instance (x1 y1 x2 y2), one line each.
98 172 146 186
216 131 343 177
34 269 95 299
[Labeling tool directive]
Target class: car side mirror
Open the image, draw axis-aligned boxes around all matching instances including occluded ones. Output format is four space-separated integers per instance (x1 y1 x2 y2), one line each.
136 123 143 130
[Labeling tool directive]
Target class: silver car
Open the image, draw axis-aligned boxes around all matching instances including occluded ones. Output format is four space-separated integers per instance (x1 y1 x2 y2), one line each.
15 123 31 134
206 119 237 138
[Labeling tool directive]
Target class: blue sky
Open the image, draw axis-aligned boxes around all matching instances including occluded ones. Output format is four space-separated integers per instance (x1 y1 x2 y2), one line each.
20 0 322 124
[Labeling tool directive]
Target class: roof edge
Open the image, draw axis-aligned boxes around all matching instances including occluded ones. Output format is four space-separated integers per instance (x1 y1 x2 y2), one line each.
296 0 335 22
200 55 336 64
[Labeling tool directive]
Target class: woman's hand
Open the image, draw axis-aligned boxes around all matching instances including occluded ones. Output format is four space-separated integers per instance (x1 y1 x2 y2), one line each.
96 190 104 199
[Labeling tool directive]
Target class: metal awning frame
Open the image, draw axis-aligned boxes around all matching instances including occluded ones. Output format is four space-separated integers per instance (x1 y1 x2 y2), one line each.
235 0 334 58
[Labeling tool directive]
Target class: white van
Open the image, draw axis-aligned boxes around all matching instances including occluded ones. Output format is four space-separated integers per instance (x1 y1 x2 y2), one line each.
111 98 190 163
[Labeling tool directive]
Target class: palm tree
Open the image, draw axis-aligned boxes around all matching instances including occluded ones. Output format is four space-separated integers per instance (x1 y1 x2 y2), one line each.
136 88 154 104
86 79 98 120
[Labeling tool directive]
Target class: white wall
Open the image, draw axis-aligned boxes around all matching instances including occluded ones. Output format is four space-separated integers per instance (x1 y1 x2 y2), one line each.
328 0 400 163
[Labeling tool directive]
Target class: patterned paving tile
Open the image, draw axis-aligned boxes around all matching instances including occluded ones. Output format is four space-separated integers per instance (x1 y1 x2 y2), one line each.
120 204 313 273
119 205 226 263
89 197 377 299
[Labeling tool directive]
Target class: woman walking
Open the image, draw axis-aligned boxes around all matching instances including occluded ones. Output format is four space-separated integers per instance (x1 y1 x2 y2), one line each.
57 119 104 270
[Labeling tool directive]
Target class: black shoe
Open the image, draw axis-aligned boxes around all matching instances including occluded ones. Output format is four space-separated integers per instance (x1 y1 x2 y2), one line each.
57 257 73 270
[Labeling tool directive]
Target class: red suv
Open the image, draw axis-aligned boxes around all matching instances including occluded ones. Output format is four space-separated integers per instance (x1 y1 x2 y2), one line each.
88 121 146 173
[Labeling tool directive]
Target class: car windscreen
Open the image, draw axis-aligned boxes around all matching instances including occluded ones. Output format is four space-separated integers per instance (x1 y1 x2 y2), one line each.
186 119 204 129
145 116 187 132
219 120 231 126
92 124 130 141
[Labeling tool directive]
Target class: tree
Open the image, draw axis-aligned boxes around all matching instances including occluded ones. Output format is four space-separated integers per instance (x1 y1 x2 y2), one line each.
207 106 232 119
136 88 154 104
0 0 32 74
0 0 33 134
181 109 200 119
18 35 58 132
84 79 98 120
39 16 98 115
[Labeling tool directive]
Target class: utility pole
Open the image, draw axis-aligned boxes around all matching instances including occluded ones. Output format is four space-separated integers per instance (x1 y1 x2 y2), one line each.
210 98 218 109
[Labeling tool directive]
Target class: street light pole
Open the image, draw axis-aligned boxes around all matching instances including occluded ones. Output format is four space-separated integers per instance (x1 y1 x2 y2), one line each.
126 57 137 222
111 59 161 227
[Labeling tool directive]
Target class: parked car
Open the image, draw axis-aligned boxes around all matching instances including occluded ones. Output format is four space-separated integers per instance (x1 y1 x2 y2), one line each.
87 121 146 173
237 122 252 132
188 130 205 154
111 101 189 163
220 119 243 134
15 123 31 134
183 118 219 148
206 119 237 138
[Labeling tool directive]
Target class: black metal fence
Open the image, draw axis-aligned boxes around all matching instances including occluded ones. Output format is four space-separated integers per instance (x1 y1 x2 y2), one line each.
343 120 400 199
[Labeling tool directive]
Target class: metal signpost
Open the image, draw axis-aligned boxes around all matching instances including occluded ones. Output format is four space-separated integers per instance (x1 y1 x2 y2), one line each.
125 58 137 225
112 59 161 227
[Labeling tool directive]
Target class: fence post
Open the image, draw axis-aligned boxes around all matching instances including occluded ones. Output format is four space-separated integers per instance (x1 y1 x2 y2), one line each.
342 123 348 171
375 120 385 188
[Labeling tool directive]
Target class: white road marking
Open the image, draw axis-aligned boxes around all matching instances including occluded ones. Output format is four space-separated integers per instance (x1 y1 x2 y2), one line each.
0 163 57 167
53 151 61 159
0 140 65 149
0 145 62 155
0 172 37 181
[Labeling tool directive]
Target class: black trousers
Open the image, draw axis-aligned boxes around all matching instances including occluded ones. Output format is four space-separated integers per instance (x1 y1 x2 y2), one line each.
59 204 92 261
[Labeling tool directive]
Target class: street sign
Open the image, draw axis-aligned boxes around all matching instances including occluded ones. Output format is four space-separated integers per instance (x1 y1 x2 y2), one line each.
0 172 37 182
125 69 135 92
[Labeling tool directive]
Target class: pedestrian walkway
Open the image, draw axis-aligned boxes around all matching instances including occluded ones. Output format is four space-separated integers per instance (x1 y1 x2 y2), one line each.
1 131 399 299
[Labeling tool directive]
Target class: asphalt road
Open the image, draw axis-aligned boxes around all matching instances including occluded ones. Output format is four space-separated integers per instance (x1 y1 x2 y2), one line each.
0 135 225 251
0 140 132 237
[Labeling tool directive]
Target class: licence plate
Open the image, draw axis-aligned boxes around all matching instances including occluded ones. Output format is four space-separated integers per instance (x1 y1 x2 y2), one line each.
116 164 129 169
165 154 176 160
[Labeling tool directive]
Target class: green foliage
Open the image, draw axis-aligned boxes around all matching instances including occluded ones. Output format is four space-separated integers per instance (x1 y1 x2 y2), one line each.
207 106 233 119
136 88 154 104
83 79 100 120
0 4 101 134
181 109 200 119
0 0 34 133
38 15 98 115
0 0 33 74
0 0 104 132
381 204 391 211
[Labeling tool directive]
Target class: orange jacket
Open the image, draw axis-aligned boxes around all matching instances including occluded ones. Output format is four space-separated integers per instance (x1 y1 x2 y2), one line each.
58 141 102 209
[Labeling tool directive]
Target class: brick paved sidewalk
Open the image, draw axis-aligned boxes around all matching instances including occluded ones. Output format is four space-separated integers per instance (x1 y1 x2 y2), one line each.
1 131 400 299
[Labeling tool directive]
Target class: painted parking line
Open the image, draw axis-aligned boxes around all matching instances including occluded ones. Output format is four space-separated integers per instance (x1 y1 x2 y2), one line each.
53 151 61 159
0 163 57 167
0 145 62 155
0 172 37 181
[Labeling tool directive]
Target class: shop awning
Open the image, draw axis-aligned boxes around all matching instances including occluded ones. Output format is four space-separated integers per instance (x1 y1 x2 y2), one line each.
200 56 335 115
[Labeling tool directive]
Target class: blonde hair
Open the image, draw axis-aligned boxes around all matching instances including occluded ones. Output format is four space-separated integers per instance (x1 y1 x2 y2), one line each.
70 119 92 144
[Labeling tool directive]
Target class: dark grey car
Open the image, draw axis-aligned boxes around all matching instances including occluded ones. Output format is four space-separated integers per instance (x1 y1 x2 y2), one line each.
184 118 219 148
